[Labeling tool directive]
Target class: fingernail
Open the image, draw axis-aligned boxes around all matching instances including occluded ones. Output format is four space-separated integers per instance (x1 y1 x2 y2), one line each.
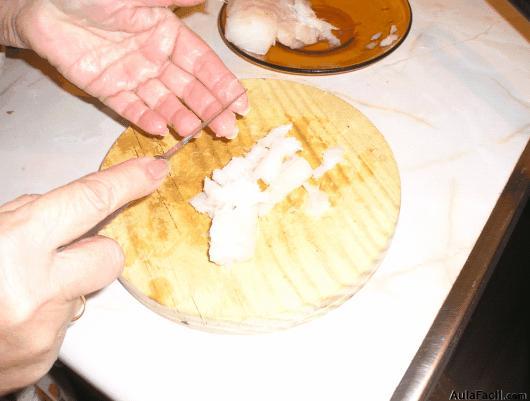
226 126 239 140
239 104 251 116
147 158 170 180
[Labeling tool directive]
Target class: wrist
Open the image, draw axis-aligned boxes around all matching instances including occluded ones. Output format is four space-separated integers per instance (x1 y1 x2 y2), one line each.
0 0 30 48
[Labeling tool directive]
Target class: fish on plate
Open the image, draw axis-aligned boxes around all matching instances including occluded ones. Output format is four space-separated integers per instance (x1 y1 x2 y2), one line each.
224 0 340 55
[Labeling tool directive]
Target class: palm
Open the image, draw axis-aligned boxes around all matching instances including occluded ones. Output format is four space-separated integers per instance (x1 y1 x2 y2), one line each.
22 0 248 137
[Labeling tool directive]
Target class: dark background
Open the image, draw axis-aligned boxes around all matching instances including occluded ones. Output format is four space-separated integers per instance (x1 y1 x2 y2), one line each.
429 196 530 400
508 0 530 19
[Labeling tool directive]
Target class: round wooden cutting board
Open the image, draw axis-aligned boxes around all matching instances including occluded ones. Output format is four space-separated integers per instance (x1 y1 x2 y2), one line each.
100 79 400 334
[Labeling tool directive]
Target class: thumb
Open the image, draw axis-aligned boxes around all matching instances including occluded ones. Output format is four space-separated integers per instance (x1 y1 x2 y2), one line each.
24 157 169 249
52 235 124 300
140 0 205 6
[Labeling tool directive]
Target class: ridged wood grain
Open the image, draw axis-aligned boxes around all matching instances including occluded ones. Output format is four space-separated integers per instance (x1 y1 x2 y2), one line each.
100 79 400 333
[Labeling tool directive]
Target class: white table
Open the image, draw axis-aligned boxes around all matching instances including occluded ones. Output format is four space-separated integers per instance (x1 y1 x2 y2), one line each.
0 1 528 400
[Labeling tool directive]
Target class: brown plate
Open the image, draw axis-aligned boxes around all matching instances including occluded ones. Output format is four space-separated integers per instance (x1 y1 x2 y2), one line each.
218 0 412 75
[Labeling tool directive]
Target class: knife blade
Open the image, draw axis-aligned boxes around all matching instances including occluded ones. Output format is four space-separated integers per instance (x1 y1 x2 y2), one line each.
156 90 247 160
88 91 248 233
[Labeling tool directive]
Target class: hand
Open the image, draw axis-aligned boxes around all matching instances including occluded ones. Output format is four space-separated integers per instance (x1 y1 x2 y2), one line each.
3 0 248 137
0 157 169 395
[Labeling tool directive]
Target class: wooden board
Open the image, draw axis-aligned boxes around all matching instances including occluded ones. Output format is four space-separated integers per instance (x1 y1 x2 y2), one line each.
100 79 400 334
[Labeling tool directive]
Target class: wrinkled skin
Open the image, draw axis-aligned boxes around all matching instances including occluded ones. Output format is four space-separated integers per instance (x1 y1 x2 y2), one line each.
0 157 169 394
0 0 249 394
12 0 249 137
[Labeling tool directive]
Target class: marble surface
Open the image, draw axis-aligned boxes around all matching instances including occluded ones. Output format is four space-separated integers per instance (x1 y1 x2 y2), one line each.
0 0 528 400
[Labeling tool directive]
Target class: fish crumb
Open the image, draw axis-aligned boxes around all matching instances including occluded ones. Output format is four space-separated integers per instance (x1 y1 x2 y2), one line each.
190 124 344 266
380 34 398 47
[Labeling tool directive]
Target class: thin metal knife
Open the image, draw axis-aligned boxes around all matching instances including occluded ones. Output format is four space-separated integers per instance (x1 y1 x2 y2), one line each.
156 90 247 161
89 90 248 232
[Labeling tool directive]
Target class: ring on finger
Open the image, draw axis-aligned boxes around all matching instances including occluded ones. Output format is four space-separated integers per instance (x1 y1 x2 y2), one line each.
71 295 86 323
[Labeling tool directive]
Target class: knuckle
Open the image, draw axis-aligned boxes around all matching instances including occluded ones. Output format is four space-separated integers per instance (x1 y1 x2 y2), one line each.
28 328 57 357
0 239 43 329
103 238 125 274
77 177 116 214
2 301 34 327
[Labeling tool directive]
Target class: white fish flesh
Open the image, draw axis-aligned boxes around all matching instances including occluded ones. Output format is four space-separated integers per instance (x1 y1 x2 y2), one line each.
258 156 313 215
303 183 330 216
313 146 344 179
380 25 399 47
208 204 259 266
190 124 344 266
225 0 340 55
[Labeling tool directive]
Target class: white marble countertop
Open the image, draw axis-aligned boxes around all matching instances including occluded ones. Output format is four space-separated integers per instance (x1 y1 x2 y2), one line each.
1 0 529 400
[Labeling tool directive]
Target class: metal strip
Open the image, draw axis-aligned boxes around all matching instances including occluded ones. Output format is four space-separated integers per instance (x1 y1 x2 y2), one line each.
391 139 530 401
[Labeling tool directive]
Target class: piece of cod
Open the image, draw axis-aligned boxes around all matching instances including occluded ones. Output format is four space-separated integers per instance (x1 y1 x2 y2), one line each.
225 0 340 55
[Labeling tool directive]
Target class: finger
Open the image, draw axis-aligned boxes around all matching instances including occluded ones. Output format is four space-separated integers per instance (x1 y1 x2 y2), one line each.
172 25 249 115
141 0 205 6
24 157 169 248
104 91 168 135
99 4 194 32
64 9 176 96
135 78 202 137
160 64 238 138
52 235 124 300
0 194 40 213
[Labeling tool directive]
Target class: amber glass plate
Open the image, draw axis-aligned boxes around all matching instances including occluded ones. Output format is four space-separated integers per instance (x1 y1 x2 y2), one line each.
218 0 412 74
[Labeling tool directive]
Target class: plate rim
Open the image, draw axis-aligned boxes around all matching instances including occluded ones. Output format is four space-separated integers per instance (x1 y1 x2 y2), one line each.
217 0 413 75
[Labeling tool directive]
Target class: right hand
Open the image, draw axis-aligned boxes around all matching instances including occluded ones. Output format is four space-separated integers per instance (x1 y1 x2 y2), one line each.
3 0 249 138
0 157 169 395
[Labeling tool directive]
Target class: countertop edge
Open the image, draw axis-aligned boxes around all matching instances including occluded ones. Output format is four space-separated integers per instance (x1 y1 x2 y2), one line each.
391 139 530 401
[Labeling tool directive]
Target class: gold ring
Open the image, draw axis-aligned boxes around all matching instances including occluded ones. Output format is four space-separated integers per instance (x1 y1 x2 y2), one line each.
71 295 86 322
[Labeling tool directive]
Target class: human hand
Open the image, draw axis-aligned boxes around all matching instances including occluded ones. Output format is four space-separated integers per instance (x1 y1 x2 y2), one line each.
0 157 169 395
2 0 248 137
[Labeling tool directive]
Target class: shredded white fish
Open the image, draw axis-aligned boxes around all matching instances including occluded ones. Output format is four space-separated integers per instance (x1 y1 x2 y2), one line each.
371 32 382 40
303 183 330 216
366 41 377 50
380 25 399 47
313 147 345 179
258 155 313 216
380 34 398 47
190 124 344 266
225 0 340 55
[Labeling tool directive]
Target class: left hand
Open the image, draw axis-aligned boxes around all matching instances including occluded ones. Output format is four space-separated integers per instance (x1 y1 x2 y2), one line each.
0 157 169 394
5 0 248 137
